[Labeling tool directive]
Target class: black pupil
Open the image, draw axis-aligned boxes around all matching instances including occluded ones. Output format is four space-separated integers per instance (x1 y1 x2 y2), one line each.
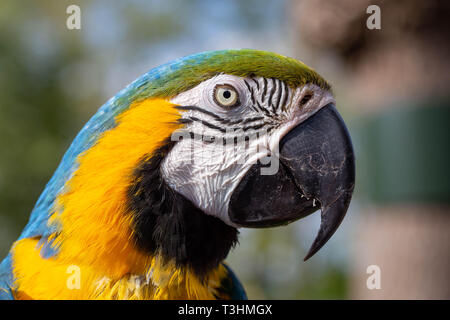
223 90 231 99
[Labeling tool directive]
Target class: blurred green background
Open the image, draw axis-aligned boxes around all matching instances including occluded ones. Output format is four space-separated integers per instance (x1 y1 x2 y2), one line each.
1 0 449 299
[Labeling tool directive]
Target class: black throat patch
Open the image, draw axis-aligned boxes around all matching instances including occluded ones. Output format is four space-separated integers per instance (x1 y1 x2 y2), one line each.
127 139 238 277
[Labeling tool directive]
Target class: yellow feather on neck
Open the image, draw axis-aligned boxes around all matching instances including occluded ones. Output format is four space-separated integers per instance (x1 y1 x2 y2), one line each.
11 98 229 300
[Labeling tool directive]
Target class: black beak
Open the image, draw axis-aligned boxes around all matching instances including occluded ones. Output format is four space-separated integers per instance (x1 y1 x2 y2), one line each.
228 104 355 260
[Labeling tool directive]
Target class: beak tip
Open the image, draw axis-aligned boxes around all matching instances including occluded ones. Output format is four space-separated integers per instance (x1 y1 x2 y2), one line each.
303 240 322 261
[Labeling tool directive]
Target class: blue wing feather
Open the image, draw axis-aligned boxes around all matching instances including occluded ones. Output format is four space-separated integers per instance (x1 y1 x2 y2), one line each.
0 255 14 300
221 264 248 300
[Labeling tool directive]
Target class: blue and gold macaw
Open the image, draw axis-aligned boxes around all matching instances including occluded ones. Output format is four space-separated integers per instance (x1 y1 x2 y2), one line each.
0 50 354 300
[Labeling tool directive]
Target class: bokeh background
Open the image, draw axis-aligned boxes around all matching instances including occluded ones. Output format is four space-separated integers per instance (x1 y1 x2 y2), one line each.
0 0 449 299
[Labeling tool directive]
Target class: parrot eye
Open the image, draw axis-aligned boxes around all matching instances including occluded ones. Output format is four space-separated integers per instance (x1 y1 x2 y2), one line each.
214 84 239 108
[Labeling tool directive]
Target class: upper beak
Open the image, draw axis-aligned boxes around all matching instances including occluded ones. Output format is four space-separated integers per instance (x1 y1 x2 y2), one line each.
228 104 355 260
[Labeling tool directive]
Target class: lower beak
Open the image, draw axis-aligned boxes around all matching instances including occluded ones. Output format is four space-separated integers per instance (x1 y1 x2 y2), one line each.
228 104 355 260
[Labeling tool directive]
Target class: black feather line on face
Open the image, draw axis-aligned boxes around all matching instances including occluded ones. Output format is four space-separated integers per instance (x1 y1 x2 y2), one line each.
127 139 239 278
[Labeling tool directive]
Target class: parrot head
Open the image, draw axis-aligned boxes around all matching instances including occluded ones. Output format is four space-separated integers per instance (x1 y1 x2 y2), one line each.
124 49 355 271
5 49 355 299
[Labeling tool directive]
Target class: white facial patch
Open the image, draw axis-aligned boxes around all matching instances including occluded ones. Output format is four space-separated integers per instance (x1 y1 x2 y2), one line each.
161 74 335 226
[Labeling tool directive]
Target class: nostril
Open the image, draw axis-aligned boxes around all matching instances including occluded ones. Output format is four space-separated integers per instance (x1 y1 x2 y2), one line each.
300 93 313 107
